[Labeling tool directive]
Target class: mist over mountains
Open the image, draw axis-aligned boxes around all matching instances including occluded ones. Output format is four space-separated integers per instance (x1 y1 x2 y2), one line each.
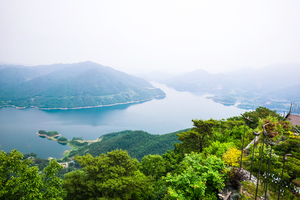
138 63 300 111
0 61 165 109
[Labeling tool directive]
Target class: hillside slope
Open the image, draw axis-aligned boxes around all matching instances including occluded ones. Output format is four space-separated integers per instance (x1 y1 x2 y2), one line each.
0 61 165 109
67 129 188 160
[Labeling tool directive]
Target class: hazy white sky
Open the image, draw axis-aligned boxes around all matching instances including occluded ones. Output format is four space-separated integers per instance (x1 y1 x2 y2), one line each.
0 0 299 74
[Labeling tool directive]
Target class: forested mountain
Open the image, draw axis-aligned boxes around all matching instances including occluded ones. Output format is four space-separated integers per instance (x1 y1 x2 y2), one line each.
0 61 165 109
144 63 300 110
67 129 188 160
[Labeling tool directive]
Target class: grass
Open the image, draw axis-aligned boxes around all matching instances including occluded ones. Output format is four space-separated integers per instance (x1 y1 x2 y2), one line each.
240 181 276 200
240 177 298 199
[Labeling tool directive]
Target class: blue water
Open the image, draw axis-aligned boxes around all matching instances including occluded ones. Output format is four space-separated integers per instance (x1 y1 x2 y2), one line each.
0 83 247 158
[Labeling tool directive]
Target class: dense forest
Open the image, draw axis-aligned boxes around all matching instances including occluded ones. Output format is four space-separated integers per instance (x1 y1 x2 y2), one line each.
1 107 300 199
66 129 189 161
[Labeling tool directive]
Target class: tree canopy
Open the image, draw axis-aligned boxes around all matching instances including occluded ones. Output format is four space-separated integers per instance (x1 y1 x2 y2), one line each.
0 149 66 200
164 153 227 199
63 149 152 200
176 119 219 153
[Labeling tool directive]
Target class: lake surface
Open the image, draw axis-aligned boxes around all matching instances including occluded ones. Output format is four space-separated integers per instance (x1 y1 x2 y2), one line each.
0 83 247 159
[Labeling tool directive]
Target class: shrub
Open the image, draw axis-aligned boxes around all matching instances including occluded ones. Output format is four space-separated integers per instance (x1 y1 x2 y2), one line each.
222 147 241 167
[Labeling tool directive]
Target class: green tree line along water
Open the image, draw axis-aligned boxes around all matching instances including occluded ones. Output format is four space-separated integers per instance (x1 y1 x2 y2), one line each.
1 107 300 199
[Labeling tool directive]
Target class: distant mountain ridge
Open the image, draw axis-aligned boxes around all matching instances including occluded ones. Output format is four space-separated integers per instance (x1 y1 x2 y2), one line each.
0 61 166 109
138 63 300 111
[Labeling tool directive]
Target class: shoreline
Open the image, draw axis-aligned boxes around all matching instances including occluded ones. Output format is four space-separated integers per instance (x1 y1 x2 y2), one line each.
62 137 103 158
0 95 165 110
36 131 103 158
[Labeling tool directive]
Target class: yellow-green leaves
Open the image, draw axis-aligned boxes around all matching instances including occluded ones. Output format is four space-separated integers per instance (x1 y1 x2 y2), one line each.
222 147 241 167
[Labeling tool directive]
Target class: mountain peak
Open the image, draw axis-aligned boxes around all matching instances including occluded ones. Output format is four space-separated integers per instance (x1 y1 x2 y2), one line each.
0 62 166 109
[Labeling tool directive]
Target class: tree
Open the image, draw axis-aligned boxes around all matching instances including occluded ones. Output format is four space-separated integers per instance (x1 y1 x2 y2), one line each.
164 153 227 199
0 149 66 200
38 130 47 134
57 137 68 143
213 120 244 143
176 119 219 153
140 154 166 180
243 106 282 129
63 149 152 200
162 146 185 174
47 131 59 137
203 141 235 158
273 139 300 160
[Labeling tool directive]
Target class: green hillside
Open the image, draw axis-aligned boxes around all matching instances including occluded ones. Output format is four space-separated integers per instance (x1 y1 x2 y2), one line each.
67 129 188 160
0 61 165 109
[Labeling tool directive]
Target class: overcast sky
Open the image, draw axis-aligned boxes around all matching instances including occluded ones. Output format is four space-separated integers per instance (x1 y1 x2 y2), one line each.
0 0 299 74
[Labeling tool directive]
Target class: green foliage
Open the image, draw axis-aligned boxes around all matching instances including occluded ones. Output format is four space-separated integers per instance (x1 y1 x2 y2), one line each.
140 154 166 180
72 137 83 141
68 140 88 146
212 120 247 148
63 149 152 200
57 136 68 142
56 167 76 180
67 130 185 160
230 125 253 149
23 152 37 159
273 139 300 160
203 141 235 158
162 146 185 174
164 153 227 200
176 119 219 153
243 106 282 129
5 106 300 199
47 131 59 137
257 115 291 132
32 157 50 171
0 149 66 200
38 130 47 135
285 157 300 181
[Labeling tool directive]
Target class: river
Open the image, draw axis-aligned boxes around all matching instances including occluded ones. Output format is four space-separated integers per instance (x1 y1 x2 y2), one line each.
0 83 247 158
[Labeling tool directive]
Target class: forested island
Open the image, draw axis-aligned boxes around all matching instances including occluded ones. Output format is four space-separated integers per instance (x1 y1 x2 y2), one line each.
3 107 300 199
37 130 61 138
37 130 68 144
